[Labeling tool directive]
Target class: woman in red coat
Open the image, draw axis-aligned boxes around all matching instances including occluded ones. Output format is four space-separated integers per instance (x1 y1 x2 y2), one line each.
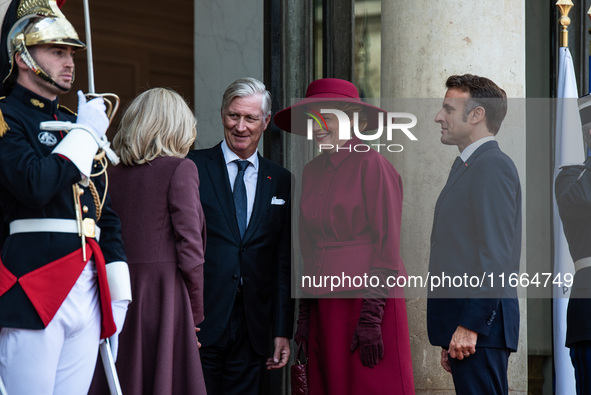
274 79 415 394
90 88 207 394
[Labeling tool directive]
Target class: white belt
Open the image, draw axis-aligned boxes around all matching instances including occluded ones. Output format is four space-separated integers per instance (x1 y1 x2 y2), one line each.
9 218 101 241
575 257 591 273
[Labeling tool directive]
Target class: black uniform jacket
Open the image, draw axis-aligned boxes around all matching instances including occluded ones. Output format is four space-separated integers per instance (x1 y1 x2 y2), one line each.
556 156 591 346
0 84 126 330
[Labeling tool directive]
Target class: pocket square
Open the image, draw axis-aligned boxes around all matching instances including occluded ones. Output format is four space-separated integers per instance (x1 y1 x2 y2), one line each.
271 196 286 205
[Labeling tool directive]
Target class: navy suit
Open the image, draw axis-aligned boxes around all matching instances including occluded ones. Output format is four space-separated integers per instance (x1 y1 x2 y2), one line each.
427 140 521 393
187 143 293 394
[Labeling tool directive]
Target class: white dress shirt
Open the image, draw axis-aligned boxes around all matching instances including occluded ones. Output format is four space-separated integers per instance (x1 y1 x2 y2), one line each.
460 136 496 162
221 139 258 225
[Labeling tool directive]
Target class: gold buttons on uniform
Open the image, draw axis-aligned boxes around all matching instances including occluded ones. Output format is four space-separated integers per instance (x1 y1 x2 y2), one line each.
83 205 89 213
30 99 45 108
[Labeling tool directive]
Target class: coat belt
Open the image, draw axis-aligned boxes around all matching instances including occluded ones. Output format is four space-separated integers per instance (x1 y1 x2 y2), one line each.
316 238 373 249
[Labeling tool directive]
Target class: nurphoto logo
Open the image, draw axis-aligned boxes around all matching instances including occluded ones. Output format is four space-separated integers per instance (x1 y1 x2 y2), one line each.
305 109 418 153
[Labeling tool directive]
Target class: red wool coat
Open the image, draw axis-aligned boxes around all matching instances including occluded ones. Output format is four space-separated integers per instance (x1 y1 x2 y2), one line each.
299 138 415 394
299 137 407 295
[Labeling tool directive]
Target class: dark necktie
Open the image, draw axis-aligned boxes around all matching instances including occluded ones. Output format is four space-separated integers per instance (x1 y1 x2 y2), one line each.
446 156 463 182
233 160 249 238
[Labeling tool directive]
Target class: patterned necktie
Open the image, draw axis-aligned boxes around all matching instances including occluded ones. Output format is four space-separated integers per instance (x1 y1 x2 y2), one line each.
233 160 249 238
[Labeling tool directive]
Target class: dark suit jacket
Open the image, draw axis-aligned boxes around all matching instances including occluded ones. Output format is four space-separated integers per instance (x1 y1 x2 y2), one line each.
427 140 521 351
187 143 294 356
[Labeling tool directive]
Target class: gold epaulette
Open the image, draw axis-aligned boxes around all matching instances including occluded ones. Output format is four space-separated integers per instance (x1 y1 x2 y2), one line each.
0 108 9 138
58 104 77 116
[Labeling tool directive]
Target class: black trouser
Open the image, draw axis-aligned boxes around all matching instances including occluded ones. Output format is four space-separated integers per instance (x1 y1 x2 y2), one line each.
571 341 591 395
448 347 511 395
200 290 265 395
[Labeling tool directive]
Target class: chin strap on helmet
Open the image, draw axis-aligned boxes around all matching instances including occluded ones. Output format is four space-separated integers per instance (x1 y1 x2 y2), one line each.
3 0 85 89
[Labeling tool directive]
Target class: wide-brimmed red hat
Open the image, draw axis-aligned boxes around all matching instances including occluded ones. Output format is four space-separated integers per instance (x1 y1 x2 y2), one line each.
273 78 387 135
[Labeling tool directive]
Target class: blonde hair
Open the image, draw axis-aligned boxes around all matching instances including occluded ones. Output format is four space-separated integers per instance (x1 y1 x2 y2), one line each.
113 88 197 166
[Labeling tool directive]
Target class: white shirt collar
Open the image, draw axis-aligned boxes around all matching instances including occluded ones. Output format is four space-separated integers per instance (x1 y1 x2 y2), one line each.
221 139 259 171
460 136 495 162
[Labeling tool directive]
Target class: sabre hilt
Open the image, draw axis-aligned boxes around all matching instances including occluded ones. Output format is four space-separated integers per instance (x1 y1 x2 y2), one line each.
85 93 120 123
83 92 120 164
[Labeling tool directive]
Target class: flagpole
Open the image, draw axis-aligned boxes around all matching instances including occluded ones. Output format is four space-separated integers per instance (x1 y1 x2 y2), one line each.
557 0 573 48
588 6 591 94
554 1 581 394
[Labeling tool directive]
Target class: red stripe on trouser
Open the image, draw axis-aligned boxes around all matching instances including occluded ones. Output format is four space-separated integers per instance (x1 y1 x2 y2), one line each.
1 242 116 339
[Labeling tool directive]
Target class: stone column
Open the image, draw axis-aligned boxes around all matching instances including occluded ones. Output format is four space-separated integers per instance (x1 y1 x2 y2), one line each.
193 0 265 149
381 1 527 393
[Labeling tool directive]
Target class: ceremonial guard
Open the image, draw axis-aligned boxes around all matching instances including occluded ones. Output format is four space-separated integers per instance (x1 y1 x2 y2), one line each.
0 1 131 394
555 96 591 395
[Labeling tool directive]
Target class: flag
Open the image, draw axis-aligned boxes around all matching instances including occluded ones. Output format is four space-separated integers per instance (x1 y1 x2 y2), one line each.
553 46 585 395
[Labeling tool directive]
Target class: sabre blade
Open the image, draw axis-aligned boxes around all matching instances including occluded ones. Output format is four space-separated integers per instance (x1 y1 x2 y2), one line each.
100 339 123 395
83 0 95 94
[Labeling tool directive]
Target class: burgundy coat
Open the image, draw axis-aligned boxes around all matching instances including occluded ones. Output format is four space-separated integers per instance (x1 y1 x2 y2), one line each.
299 137 406 296
299 138 414 394
91 156 206 395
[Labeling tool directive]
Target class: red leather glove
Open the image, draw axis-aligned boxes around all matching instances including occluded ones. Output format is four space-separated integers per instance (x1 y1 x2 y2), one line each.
294 299 311 347
350 297 385 367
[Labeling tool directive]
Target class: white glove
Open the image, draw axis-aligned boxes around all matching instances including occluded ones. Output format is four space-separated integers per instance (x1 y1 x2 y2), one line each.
109 299 129 361
76 90 109 140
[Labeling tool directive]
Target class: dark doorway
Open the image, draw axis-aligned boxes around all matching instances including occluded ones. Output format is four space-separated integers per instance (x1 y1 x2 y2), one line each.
60 0 194 137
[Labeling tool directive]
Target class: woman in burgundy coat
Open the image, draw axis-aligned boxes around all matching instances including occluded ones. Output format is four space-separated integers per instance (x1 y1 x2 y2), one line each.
91 88 206 394
274 79 415 394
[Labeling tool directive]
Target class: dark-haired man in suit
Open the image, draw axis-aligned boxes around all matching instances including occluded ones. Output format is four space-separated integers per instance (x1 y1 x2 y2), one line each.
187 77 293 395
427 74 522 394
